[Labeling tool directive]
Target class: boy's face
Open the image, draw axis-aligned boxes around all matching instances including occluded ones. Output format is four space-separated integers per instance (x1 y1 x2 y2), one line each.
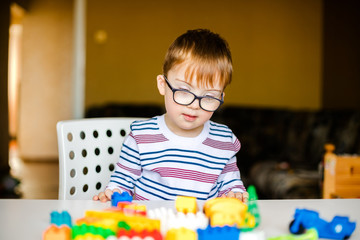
157 63 224 137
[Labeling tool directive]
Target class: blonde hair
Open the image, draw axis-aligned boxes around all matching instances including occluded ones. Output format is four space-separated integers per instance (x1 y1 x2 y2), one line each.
163 29 233 89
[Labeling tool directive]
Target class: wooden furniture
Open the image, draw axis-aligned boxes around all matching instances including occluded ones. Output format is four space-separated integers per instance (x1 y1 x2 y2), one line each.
323 144 360 199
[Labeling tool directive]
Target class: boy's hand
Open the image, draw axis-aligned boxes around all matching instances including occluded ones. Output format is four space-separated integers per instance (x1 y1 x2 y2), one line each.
222 191 249 203
92 188 121 202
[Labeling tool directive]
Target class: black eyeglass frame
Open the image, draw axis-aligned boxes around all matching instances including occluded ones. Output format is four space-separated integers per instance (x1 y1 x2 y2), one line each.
163 75 224 112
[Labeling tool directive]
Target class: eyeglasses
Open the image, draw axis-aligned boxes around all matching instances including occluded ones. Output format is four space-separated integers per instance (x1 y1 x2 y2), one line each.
163 75 224 112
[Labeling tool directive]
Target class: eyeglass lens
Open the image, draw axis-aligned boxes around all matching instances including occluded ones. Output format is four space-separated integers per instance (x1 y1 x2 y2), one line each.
173 91 221 111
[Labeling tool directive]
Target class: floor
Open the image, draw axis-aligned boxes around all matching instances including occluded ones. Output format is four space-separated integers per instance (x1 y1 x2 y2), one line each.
9 141 59 199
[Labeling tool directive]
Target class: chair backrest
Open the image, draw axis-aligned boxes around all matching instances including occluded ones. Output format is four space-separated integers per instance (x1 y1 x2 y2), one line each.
56 117 145 200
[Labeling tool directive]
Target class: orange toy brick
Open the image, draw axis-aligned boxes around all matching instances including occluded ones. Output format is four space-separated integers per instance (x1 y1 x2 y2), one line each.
116 202 147 216
117 229 162 240
175 196 197 214
43 225 71 240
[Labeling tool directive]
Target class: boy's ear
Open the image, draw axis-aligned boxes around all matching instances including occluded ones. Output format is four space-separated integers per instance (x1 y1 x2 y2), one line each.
157 75 166 96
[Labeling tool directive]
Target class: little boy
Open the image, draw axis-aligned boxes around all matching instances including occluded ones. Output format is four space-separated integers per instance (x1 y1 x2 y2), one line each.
94 29 248 202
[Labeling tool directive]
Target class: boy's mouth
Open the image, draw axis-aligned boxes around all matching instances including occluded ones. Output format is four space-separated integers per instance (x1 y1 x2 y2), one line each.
182 113 197 122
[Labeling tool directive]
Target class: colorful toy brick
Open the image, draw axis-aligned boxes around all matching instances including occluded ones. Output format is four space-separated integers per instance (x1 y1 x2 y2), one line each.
117 229 162 240
72 224 115 240
118 221 131 231
43 225 71 240
73 234 104 240
165 227 196 240
76 217 119 233
116 202 147 216
197 225 240 240
203 197 248 227
51 210 72 227
268 228 318 240
111 192 132 207
245 185 260 229
175 196 197 214
203 187 260 230
147 207 208 235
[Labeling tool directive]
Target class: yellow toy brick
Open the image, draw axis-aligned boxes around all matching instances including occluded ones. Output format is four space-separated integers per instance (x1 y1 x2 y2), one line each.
175 196 197 214
211 211 244 227
203 197 250 228
43 225 71 240
165 227 197 240
73 233 105 240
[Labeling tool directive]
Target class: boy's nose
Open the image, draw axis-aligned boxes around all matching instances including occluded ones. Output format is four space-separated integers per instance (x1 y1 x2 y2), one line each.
187 98 201 110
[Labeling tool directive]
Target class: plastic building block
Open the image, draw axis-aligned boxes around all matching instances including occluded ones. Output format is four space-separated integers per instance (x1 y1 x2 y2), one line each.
43 225 71 240
117 229 162 240
116 202 147 216
245 185 260 229
289 208 356 239
111 192 132 206
76 217 119 233
72 224 115 239
51 211 72 227
203 193 259 230
204 197 248 227
197 225 240 240
73 234 104 240
175 196 197 214
268 228 318 240
165 227 196 240
147 207 208 235
118 221 131 231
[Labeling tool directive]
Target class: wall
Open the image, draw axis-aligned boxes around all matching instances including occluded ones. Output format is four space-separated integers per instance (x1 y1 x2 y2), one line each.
18 0 74 160
322 0 360 110
86 0 322 110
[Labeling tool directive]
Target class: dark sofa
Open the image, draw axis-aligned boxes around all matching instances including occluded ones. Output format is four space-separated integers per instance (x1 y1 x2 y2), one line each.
86 103 360 199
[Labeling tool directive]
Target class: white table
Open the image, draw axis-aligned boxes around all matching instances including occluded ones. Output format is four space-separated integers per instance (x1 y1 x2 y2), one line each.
0 199 359 239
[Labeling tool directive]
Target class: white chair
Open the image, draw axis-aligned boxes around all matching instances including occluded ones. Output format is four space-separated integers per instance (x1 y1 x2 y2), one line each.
56 117 146 200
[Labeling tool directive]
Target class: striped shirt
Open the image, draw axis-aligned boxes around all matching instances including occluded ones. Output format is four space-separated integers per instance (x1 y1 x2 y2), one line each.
107 115 246 200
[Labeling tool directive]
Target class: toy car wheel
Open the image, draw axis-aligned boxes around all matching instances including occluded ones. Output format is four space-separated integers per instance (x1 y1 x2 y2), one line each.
343 236 350 240
289 220 305 234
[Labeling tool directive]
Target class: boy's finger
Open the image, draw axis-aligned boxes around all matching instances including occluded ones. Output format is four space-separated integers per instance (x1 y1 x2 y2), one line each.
239 192 249 203
104 189 114 201
98 192 107 202
234 192 242 200
227 191 235 198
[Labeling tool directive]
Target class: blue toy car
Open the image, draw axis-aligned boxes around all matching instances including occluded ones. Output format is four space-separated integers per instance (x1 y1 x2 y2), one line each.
289 208 356 240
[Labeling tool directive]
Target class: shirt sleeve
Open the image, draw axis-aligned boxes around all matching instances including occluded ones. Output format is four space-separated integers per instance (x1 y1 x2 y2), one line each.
216 134 246 196
106 133 142 196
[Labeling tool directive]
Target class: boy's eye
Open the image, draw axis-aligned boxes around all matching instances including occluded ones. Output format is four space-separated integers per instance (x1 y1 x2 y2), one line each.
178 86 191 91
205 93 220 99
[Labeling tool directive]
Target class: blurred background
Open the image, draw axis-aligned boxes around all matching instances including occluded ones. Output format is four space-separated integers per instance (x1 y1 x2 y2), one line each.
0 0 359 199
